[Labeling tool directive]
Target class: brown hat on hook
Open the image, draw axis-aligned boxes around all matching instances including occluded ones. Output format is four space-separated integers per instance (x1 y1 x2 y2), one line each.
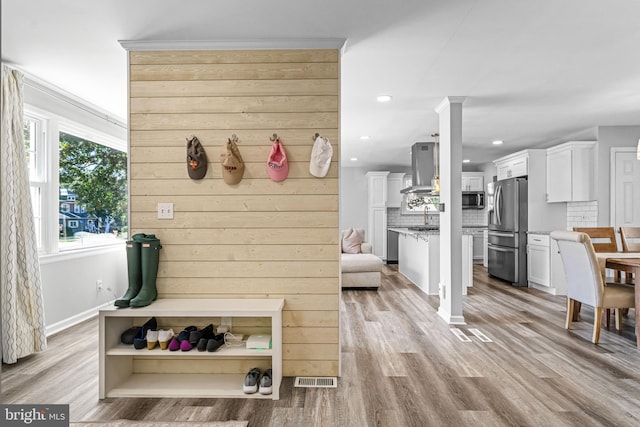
186 135 208 180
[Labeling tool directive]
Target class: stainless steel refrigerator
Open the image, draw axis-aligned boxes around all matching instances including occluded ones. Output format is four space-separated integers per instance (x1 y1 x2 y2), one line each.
487 177 528 286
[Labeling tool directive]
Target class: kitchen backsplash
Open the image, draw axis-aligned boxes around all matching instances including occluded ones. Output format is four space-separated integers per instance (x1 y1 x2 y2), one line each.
566 201 598 229
387 208 488 227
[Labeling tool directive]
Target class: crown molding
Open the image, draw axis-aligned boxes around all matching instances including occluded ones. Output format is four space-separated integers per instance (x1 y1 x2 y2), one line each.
118 38 347 51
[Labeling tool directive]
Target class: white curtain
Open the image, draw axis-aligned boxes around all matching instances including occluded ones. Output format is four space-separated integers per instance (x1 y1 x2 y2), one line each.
1 65 47 363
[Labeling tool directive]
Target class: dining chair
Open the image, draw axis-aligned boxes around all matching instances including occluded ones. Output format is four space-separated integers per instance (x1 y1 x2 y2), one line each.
550 230 635 344
619 226 640 252
571 227 623 325
572 227 619 252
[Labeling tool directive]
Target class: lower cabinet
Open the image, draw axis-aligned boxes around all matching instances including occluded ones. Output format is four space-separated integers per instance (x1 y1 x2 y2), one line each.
99 298 284 400
527 234 566 295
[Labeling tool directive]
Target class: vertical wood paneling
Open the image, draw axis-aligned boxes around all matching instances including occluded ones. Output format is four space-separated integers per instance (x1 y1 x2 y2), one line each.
128 49 340 376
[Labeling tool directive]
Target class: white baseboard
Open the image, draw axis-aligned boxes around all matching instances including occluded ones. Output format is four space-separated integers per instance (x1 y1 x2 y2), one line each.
45 299 115 337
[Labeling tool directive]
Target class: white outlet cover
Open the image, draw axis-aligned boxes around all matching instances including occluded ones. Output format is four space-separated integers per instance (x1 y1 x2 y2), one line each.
157 203 174 219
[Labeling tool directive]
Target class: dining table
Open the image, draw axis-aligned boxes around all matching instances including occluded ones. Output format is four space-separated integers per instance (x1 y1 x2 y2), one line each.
603 256 640 349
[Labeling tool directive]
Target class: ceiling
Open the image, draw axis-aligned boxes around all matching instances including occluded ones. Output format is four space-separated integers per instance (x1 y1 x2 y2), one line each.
3 0 640 169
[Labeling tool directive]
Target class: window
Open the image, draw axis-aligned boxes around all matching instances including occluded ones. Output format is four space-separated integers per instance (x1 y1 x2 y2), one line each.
24 106 127 254
58 131 127 250
24 116 45 249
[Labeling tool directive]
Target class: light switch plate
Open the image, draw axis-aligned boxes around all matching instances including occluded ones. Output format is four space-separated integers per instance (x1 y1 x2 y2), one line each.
157 203 174 219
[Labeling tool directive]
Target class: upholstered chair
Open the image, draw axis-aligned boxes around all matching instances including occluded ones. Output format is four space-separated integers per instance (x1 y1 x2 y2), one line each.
551 230 635 344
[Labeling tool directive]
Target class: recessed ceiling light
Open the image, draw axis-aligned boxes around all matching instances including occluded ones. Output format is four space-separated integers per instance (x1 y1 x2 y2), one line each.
360 136 370 140
492 140 503 145
350 157 358 162
463 159 471 163
376 95 392 103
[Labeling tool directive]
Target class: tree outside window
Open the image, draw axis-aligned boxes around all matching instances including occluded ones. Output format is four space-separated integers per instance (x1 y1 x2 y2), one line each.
59 132 128 246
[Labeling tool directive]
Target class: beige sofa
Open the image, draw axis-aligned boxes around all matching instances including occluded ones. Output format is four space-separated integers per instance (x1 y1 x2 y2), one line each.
341 229 382 289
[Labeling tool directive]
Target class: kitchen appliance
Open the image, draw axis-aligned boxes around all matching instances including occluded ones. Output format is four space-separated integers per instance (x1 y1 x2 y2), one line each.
487 177 528 286
462 191 485 209
400 142 437 194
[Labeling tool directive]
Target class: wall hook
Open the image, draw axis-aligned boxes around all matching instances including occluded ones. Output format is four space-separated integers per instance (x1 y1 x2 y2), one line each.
312 132 320 141
270 133 279 142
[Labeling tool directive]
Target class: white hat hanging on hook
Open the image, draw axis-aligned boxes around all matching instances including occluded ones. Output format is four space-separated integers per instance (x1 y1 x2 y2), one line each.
309 133 333 178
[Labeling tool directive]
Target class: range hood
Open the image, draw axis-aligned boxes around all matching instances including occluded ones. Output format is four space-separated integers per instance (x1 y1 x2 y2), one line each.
400 142 439 194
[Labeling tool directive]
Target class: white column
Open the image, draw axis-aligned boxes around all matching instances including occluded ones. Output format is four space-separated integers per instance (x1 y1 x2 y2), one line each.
436 96 466 325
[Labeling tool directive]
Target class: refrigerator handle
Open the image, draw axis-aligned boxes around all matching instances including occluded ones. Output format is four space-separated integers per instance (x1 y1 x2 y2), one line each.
496 186 502 225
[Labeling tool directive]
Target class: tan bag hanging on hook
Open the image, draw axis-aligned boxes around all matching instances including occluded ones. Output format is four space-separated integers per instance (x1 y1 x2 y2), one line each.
220 134 245 185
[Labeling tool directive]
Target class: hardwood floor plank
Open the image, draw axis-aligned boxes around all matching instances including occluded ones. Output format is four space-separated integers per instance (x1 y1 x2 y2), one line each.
2 265 640 426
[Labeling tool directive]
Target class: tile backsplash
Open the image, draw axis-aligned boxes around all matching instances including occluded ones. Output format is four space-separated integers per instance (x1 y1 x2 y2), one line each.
387 208 488 227
566 201 598 229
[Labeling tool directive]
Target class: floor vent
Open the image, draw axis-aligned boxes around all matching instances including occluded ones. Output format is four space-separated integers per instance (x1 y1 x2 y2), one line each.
294 377 337 388
468 328 493 343
450 328 472 342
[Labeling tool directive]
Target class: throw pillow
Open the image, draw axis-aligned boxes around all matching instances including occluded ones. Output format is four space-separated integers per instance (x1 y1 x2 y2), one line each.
342 228 363 254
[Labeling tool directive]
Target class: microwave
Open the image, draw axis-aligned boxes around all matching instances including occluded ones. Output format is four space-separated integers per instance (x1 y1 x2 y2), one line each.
462 191 485 209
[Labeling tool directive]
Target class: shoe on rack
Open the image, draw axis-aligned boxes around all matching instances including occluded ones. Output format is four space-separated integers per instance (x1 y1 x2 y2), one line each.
178 326 198 351
196 324 216 351
243 368 261 394
120 327 141 345
146 330 159 350
158 329 174 350
206 333 225 352
133 337 147 350
259 369 273 395
168 336 180 351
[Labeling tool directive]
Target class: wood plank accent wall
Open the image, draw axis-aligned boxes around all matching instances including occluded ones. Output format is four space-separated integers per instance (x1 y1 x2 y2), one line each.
128 49 340 376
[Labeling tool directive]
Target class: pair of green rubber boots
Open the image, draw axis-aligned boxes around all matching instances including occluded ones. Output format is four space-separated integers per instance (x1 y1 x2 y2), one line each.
115 233 162 308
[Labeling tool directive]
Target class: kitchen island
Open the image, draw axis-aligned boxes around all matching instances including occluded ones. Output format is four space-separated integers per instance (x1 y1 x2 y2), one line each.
389 228 473 296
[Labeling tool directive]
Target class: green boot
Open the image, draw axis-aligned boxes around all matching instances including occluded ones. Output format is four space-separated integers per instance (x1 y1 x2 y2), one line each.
130 235 162 308
114 233 147 308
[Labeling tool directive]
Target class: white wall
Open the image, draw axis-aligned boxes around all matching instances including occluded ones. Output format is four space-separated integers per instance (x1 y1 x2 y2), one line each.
595 126 640 226
40 245 128 335
340 167 372 232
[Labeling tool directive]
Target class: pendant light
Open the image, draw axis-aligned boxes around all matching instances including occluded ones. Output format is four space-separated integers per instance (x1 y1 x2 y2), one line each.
431 133 440 193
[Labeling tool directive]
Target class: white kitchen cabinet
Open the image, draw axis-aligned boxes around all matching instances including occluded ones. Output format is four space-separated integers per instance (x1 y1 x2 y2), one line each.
367 171 389 259
494 151 529 181
469 229 485 263
462 172 484 191
546 141 595 203
526 233 566 295
387 173 405 207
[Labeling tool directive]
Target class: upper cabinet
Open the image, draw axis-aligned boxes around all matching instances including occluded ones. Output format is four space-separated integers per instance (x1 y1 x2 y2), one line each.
546 141 595 203
387 173 405 207
461 172 484 191
494 151 529 181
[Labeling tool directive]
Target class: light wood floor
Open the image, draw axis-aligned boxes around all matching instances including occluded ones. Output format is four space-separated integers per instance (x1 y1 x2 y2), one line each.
2 265 640 426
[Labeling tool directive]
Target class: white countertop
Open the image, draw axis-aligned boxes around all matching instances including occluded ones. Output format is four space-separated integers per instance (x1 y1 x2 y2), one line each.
389 227 477 235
